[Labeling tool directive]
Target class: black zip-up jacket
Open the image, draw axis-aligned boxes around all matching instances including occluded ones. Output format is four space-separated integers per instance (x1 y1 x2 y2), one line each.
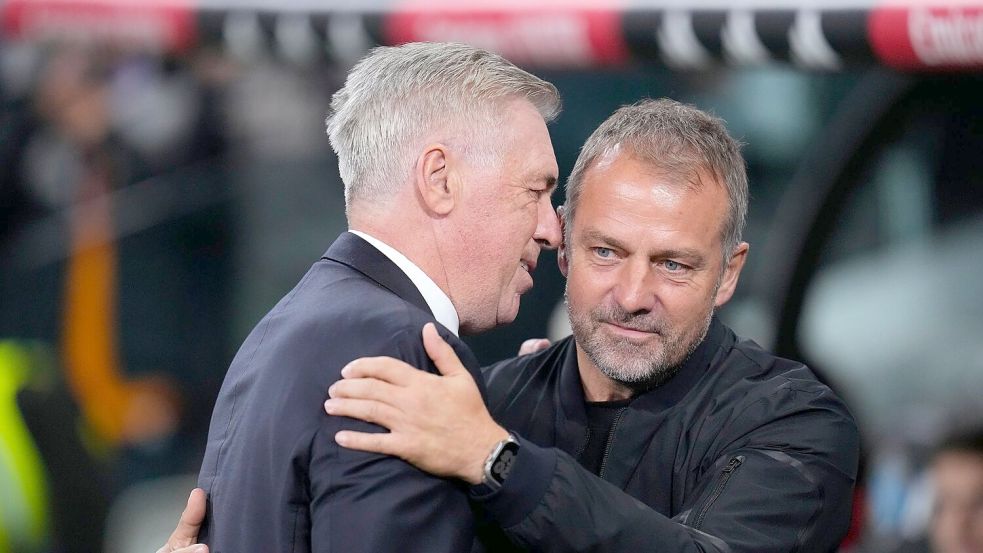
470 318 860 553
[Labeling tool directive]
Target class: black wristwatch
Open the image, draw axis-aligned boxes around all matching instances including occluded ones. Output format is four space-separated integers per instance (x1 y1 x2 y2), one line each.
474 434 520 494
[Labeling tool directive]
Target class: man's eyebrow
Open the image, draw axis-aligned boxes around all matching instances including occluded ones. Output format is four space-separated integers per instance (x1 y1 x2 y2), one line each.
540 174 558 191
581 229 629 251
659 248 706 266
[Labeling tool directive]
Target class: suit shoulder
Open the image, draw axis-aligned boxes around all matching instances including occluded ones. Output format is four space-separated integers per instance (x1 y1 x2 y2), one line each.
227 260 441 387
276 259 428 334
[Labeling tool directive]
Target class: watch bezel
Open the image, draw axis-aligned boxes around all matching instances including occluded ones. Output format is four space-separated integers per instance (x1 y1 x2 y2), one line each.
480 434 520 491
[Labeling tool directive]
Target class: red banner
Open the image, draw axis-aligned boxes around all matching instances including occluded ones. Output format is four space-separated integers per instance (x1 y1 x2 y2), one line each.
384 2 629 68
1 0 197 52
870 4 983 70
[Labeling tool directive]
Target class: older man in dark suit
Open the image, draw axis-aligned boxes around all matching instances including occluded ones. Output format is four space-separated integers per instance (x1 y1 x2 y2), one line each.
191 42 562 553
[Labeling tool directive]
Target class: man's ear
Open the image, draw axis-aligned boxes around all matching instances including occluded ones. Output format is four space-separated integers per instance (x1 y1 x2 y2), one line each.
416 143 457 216
714 241 749 307
557 205 570 278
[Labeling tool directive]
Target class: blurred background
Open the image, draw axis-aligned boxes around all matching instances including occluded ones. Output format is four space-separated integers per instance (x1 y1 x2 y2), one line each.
1 1 982 552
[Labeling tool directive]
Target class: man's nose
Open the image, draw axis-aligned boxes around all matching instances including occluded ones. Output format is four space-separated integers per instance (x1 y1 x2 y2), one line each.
533 195 561 250
613 258 657 314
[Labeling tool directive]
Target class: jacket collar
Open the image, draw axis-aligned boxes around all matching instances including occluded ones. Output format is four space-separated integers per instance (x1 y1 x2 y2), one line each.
631 316 728 413
322 232 434 318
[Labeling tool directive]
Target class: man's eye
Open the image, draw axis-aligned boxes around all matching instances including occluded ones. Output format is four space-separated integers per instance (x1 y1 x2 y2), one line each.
663 260 683 271
594 247 614 258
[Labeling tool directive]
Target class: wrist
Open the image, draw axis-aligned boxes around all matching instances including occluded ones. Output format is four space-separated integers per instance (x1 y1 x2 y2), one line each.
463 425 510 485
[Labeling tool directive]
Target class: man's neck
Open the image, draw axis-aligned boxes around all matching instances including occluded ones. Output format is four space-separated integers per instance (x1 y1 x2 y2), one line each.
349 221 449 292
574 345 635 402
348 227 460 335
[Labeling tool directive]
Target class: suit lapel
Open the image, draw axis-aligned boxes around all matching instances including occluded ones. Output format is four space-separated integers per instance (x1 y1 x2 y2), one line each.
322 232 434 318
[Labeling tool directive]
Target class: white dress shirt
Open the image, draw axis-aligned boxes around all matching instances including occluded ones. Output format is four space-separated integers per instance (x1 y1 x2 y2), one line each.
349 230 460 336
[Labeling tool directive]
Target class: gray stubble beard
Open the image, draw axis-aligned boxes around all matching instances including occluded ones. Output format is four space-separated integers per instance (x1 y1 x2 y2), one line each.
565 288 714 392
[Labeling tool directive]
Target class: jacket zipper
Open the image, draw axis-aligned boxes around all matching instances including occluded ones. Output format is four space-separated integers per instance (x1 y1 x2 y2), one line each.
693 455 745 529
597 407 628 478
575 426 591 459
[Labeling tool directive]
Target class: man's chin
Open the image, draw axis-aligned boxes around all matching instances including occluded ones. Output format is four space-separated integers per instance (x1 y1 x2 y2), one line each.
495 293 523 327
460 318 497 335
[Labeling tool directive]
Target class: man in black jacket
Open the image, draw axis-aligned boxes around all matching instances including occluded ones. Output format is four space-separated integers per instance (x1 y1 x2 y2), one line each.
324 99 860 552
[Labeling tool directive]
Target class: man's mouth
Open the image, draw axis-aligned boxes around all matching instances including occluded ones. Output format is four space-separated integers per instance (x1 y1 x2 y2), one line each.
520 258 537 274
602 321 659 339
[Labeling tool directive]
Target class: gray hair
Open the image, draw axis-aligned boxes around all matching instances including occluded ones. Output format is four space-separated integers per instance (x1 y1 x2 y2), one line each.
326 42 561 208
564 98 748 259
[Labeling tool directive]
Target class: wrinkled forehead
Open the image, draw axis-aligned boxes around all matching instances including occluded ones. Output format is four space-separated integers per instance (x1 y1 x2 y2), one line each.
577 148 724 219
570 150 730 251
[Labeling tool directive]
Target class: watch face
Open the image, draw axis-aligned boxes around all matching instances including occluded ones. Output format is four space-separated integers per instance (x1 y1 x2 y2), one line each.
491 441 520 483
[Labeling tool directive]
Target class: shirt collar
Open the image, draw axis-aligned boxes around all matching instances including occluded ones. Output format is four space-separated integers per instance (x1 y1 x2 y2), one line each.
349 230 460 336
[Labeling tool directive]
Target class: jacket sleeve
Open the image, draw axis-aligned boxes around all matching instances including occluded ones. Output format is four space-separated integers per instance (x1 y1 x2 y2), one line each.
308 326 478 553
473 385 859 553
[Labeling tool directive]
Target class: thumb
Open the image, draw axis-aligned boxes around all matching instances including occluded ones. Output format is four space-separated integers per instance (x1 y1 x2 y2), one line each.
422 323 464 377
166 488 206 550
183 488 207 526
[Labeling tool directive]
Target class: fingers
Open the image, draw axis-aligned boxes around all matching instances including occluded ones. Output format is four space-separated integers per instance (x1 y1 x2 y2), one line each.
518 338 551 356
421 323 464 377
159 488 207 552
339 324 465 383
328 377 401 404
341 356 420 386
334 429 405 456
324 397 403 429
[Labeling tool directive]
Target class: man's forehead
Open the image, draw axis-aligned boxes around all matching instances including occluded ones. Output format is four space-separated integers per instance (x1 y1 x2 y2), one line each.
512 129 558 177
589 148 715 189
580 161 708 207
573 159 728 250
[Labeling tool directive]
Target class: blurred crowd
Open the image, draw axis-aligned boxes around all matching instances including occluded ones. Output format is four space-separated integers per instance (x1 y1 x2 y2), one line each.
0 41 351 552
2 43 229 553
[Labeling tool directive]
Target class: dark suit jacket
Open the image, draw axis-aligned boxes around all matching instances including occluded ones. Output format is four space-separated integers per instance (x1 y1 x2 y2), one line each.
198 232 483 553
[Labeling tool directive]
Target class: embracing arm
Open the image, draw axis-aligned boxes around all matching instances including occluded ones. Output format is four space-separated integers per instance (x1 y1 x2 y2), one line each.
327 323 510 485
158 324 481 553
482 416 857 553
327 330 859 553
309 323 484 553
307 417 476 552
